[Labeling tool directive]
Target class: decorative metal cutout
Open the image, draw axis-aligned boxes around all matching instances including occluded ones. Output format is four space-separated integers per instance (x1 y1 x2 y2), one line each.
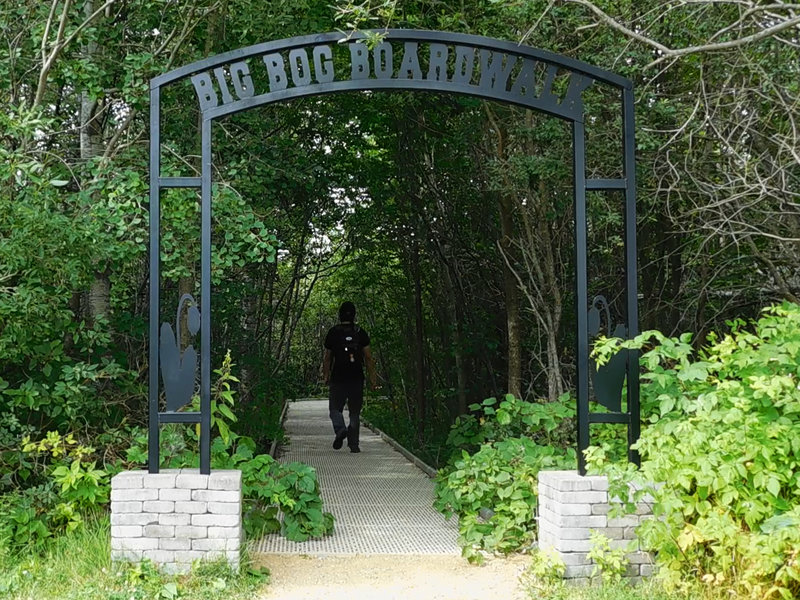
588 296 627 413
159 294 200 412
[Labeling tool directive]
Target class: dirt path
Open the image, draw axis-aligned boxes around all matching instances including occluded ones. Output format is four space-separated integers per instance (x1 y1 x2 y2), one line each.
254 554 531 600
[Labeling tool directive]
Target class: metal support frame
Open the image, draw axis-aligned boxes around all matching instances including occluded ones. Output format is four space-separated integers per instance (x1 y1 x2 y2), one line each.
623 88 640 469
147 29 639 475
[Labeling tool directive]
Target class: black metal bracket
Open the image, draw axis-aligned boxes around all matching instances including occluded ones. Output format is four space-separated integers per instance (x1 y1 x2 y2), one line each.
148 294 209 473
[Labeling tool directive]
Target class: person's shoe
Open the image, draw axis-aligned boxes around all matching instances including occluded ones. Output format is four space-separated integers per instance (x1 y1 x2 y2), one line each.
333 430 347 450
350 446 361 453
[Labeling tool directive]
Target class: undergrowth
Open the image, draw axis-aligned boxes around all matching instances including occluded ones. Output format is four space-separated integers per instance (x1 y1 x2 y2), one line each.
588 302 800 599
0 514 270 600
434 394 577 563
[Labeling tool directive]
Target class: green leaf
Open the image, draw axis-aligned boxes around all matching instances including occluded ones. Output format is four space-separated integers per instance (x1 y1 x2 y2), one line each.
217 403 236 421
766 477 781 497
160 582 179 599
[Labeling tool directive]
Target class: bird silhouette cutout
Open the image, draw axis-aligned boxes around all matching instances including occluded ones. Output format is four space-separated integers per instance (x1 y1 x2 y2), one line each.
160 294 200 412
588 295 627 413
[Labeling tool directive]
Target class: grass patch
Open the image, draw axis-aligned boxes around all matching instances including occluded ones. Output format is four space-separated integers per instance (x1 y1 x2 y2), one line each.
0 514 270 600
525 580 683 600
520 550 740 600
523 577 742 600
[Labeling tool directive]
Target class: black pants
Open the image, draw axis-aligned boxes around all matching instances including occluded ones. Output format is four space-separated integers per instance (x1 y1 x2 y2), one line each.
329 380 364 449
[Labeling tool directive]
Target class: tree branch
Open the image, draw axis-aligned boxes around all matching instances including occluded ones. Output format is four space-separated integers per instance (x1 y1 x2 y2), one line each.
566 0 800 68
34 0 118 107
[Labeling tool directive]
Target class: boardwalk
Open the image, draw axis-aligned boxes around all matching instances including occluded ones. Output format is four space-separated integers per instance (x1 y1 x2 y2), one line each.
254 399 460 555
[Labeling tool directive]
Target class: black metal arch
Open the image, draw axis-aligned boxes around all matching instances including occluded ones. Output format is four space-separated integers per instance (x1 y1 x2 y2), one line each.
148 29 639 475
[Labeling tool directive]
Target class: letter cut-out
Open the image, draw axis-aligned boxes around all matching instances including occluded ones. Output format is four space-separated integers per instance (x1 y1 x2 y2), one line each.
538 63 560 112
313 45 335 83
426 43 448 81
350 43 370 80
288 49 312 87
511 58 538 99
561 74 593 118
191 72 218 112
373 42 393 79
479 50 516 93
397 42 422 79
230 61 255 98
213 67 235 104
451 46 475 85
263 53 288 91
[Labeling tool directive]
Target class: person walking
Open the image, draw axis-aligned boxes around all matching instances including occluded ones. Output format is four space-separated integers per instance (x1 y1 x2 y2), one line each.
322 301 376 453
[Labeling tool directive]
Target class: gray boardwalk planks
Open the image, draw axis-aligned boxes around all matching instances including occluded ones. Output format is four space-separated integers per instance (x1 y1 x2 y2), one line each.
254 399 460 555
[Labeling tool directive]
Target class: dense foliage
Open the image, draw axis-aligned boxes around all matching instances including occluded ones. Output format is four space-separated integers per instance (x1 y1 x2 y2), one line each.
588 302 800 598
434 395 577 562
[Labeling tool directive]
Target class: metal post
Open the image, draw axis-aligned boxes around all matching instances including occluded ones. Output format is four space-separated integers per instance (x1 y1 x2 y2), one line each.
200 118 212 474
623 87 640 466
573 120 589 476
148 87 161 474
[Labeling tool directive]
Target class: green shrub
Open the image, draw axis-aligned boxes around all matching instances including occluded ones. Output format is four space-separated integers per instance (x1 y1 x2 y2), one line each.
435 394 576 562
436 436 575 563
588 301 800 599
587 531 629 584
241 456 335 541
524 547 566 590
444 394 575 463
0 431 109 553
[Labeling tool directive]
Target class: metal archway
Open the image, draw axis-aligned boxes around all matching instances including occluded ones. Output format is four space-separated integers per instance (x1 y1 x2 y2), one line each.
148 29 639 475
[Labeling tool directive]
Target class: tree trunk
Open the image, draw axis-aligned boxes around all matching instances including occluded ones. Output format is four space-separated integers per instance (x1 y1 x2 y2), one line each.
485 105 522 399
410 235 427 441
81 0 110 325
443 263 468 415
499 191 522 399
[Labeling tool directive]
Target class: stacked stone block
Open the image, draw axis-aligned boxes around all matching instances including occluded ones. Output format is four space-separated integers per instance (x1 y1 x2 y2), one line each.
111 469 242 574
537 470 654 583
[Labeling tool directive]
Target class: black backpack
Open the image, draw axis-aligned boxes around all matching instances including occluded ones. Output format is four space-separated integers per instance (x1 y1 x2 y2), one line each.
333 324 362 373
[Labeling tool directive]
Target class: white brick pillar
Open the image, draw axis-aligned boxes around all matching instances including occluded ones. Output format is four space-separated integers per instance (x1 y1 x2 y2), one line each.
537 470 653 583
111 469 242 574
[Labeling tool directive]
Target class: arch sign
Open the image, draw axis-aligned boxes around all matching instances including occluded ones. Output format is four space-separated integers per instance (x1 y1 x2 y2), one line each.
148 30 640 475
188 35 593 120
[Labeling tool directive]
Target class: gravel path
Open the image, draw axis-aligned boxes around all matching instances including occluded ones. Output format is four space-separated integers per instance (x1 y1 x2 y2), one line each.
254 553 531 600
253 400 531 598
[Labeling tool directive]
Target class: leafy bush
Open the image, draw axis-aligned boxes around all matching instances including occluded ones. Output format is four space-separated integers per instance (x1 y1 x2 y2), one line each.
0 432 109 552
436 436 575 563
126 353 334 543
444 394 575 464
588 302 800 599
239 455 334 541
523 548 567 591
587 531 629 584
435 394 575 562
